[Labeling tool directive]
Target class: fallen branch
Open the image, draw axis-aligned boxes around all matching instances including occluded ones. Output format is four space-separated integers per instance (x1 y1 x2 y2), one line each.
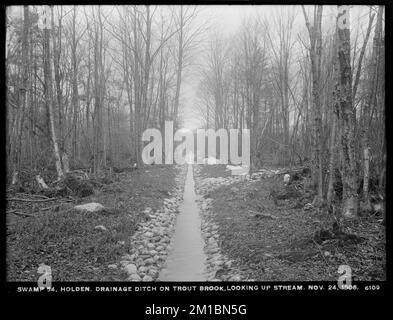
312 239 330 267
7 197 60 203
15 193 50 199
40 206 58 212
11 211 34 217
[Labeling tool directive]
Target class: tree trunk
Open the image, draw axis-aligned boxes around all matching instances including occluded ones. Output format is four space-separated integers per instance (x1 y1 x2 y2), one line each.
327 30 340 207
51 7 63 154
352 9 375 101
302 5 324 206
362 6 383 211
326 110 337 206
173 6 184 129
13 6 30 177
337 5 358 218
71 6 79 162
43 6 63 180
93 6 104 174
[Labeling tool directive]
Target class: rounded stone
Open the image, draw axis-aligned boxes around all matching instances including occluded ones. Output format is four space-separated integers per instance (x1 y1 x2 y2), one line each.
140 249 150 256
148 269 159 278
208 238 217 245
124 263 137 275
221 275 231 281
144 258 154 265
152 236 161 243
212 260 224 267
138 266 148 273
142 275 153 282
128 274 141 281
122 253 134 260
120 259 131 266
154 227 164 234
156 245 164 252
207 247 219 254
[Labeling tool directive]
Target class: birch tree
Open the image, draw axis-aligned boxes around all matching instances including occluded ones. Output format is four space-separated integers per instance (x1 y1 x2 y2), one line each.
301 5 324 205
337 5 358 218
43 6 63 179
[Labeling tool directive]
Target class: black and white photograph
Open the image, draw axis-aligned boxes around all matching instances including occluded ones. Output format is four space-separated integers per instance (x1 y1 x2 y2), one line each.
4 3 388 298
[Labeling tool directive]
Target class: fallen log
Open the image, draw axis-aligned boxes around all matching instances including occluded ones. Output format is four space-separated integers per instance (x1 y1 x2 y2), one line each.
278 166 311 175
40 205 58 212
11 211 34 217
15 193 50 199
7 197 60 202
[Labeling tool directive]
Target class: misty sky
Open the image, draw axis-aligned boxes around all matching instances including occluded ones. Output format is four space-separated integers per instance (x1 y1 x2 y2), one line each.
180 5 371 130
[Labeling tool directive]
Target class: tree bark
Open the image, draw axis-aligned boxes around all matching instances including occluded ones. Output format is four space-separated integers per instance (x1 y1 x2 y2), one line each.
71 6 79 162
13 6 30 176
44 6 63 180
362 6 383 211
173 6 184 129
302 5 324 206
51 7 63 154
337 5 358 218
326 110 337 206
352 9 375 101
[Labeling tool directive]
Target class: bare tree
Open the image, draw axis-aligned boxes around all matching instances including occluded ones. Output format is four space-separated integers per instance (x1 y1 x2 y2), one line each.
12 6 30 181
44 6 63 179
336 5 358 218
361 6 383 211
302 5 324 206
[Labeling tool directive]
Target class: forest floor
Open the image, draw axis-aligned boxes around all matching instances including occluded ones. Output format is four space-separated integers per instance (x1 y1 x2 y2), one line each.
6 165 179 281
6 163 385 282
193 164 386 281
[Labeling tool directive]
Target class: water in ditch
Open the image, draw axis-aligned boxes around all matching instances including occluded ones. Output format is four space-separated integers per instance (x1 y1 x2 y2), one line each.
159 164 207 281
